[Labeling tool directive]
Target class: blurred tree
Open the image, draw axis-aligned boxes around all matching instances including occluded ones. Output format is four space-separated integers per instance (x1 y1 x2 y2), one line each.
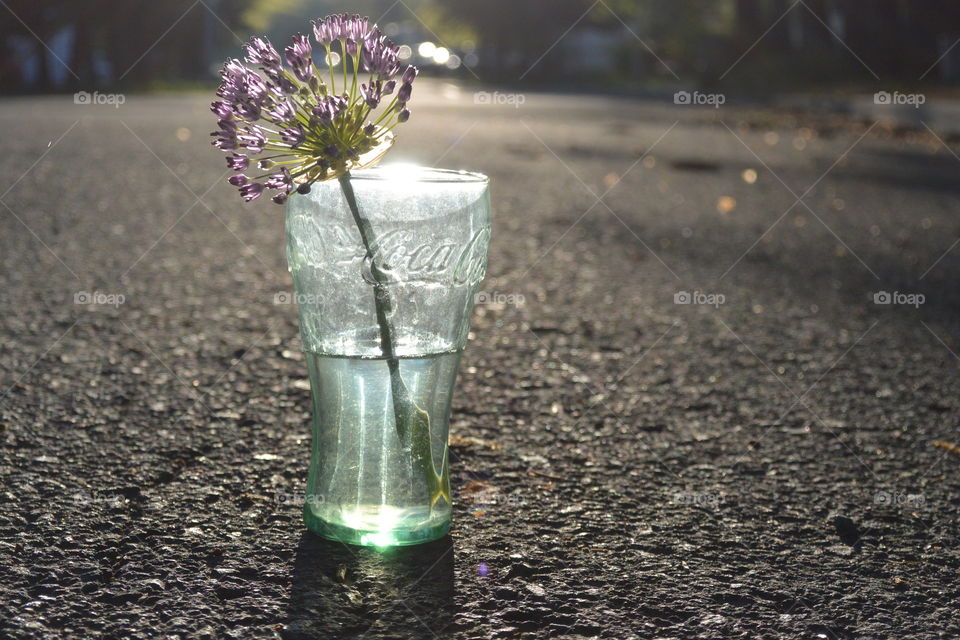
424 0 595 80
0 0 70 89
0 0 255 91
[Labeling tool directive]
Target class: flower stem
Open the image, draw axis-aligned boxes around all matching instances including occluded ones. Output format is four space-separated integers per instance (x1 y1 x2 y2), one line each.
337 172 450 510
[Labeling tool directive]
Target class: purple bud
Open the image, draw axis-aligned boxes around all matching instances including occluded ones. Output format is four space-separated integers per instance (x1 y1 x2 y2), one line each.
239 182 264 202
397 82 412 103
265 168 293 194
360 81 381 108
245 37 281 72
272 193 288 205
284 34 313 82
281 125 305 147
383 80 396 95
210 100 232 119
226 154 248 170
401 65 418 84
397 107 410 123
228 174 248 186
363 123 376 136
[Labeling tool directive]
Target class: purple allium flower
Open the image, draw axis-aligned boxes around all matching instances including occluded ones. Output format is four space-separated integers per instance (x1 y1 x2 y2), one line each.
233 98 261 122
281 125 305 147
226 154 249 170
212 15 417 203
312 14 369 45
237 126 267 153
360 81 382 108
266 99 296 125
362 33 400 78
264 167 293 192
245 37 281 72
312 94 348 123
239 182 264 202
210 100 233 119
211 122 237 150
285 34 313 82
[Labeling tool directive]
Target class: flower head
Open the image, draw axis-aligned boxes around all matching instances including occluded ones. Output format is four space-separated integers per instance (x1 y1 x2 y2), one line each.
211 15 418 204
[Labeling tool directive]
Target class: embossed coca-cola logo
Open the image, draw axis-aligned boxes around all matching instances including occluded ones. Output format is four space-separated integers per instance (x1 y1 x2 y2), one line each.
296 220 489 286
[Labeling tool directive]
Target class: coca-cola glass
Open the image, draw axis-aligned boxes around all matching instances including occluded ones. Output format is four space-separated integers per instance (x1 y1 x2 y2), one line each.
285 165 490 546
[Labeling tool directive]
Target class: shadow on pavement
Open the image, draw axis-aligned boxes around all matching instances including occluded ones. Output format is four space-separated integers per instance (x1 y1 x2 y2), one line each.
283 532 455 639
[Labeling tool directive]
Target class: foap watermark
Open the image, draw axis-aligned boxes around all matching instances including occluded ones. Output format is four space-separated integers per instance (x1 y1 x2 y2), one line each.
474 290 525 307
462 489 525 508
674 290 725 308
874 490 925 507
474 91 525 108
274 291 325 305
275 491 326 506
671 490 725 507
674 90 725 108
72 490 126 508
873 290 924 308
74 291 126 308
873 91 925 108
74 90 126 108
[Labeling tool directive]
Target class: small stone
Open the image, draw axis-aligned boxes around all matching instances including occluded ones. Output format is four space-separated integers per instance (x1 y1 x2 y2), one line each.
829 514 860 545
506 562 536 579
524 583 546 598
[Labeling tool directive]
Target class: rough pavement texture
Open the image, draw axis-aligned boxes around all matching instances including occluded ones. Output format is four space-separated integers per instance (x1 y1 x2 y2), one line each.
1 82 959 639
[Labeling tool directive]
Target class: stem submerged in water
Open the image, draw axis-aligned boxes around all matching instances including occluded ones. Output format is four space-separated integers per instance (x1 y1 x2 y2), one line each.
338 172 450 509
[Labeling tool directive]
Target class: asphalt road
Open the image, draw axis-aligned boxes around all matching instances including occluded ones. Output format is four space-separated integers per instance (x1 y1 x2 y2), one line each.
1 80 959 639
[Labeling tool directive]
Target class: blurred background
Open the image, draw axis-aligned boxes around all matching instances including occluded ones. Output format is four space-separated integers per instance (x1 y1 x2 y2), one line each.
3 0 960 95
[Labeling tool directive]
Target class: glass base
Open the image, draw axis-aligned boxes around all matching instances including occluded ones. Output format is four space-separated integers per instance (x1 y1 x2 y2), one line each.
304 504 451 547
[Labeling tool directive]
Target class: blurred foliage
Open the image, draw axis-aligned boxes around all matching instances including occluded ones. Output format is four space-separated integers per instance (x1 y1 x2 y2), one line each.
243 0 308 32
3 0 960 91
0 0 254 90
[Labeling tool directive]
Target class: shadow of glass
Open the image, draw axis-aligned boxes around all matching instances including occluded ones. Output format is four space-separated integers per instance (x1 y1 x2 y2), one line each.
283 532 455 639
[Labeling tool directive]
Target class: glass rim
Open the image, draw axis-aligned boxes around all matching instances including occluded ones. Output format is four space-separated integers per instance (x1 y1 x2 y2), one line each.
349 165 489 184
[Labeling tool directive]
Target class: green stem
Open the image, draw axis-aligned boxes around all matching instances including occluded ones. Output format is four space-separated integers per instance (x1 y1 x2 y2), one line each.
341 39 348 94
337 172 450 510
325 45 336 93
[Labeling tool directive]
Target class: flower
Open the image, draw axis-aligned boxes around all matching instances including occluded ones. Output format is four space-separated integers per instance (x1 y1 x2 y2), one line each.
284 34 313 82
211 15 418 204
